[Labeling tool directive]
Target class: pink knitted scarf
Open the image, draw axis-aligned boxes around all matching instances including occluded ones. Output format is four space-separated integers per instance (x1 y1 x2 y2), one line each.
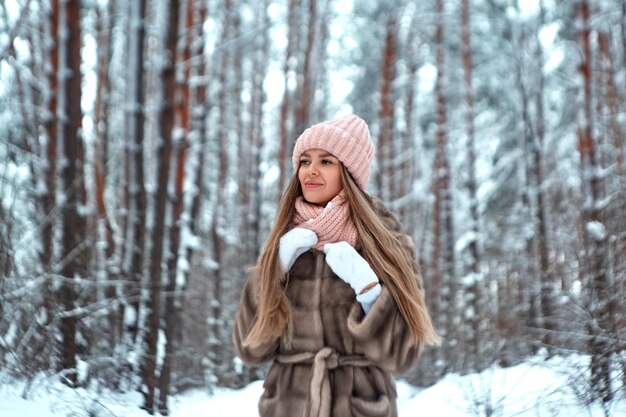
294 192 358 250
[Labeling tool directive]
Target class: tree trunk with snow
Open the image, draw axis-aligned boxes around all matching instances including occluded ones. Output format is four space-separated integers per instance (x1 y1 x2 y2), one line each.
248 0 270 262
596 32 624 185
398 12 420 226
93 1 119 368
513 18 539 356
278 0 301 194
209 0 235 387
40 0 59 350
240 0 269 270
141 0 180 411
294 0 317 136
432 0 456 374
623 0 626 92
126 0 148 352
312 1 331 124
376 14 396 204
184 0 208 291
461 0 483 368
576 0 614 404
158 1 195 413
58 0 87 386
531 0 556 356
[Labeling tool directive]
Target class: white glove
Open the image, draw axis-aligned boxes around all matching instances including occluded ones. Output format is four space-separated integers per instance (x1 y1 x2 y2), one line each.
323 242 381 309
278 227 318 272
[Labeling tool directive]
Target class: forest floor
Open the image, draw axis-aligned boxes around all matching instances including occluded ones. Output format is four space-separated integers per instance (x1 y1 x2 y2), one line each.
1 354 624 416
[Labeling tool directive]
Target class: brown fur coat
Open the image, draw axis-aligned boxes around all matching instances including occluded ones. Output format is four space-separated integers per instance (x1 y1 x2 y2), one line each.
232 198 424 417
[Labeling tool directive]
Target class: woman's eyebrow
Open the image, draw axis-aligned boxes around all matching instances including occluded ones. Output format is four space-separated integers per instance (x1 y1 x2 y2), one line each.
300 152 336 158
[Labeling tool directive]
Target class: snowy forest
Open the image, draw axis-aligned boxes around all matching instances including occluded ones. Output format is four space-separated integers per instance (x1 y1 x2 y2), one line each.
0 0 625 415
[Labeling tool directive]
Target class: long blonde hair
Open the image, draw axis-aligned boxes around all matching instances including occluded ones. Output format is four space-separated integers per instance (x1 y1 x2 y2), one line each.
244 164 440 347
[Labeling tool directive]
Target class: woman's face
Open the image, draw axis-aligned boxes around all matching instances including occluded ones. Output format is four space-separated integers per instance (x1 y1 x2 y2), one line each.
298 148 343 205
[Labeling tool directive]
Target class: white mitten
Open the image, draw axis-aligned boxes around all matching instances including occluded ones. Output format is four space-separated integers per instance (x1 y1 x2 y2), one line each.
278 227 318 272
323 242 382 311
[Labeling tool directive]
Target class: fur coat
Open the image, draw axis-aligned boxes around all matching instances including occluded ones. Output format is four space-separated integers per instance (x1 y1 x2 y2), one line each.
232 198 424 417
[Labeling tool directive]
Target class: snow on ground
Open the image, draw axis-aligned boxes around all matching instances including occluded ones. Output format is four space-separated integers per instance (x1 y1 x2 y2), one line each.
1 355 625 416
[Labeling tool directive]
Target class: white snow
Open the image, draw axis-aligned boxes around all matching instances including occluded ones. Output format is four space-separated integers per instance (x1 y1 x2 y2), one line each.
585 221 607 241
1 355 624 417
418 63 437 93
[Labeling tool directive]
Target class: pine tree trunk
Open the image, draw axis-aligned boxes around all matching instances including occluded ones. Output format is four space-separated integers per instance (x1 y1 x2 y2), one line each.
141 0 180 412
249 0 270 261
294 0 317 136
58 0 86 386
623 0 626 91
461 0 482 368
597 32 624 183
40 0 59 346
234 0 252 273
185 0 208 289
127 0 148 350
533 0 556 356
278 0 300 193
399 15 419 225
515 28 540 356
376 15 396 203
576 0 613 404
209 0 234 387
158 1 195 413
597 28 626 402
312 2 330 123
433 0 455 374
93 1 119 365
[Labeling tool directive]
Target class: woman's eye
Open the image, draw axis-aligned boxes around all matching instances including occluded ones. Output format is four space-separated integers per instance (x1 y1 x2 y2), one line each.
322 159 333 165
300 160 310 165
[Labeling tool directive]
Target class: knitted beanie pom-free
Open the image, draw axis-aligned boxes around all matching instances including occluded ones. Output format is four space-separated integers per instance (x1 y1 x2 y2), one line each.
292 115 374 190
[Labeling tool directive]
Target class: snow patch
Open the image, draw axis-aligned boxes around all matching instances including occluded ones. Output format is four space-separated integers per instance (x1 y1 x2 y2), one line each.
154 357 623 417
585 221 606 241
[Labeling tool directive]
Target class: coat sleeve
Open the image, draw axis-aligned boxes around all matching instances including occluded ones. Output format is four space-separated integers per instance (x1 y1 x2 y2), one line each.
346 285 423 374
232 270 280 365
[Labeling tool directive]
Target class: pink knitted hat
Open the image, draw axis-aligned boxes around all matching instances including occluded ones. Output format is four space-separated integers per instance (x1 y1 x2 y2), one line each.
292 115 374 189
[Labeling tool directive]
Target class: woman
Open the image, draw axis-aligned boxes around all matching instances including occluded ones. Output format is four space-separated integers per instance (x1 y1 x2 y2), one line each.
233 115 440 417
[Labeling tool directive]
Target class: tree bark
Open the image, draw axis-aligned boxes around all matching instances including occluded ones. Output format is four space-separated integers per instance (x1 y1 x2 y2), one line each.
433 0 455 374
40 0 60 345
399 13 420 225
126 0 148 350
533 0 556 356
596 32 624 183
461 0 482 368
576 0 613 404
58 0 87 386
278 0 300 194
376 15 396 203
141 0 180 412
248 0 271 261
185 0 208 291
209 0 238 387
93 0 119 363
294 0 317 136
159 0 194 412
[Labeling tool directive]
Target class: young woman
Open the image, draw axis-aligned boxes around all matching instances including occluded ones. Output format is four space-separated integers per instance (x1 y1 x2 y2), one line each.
233 115 440 417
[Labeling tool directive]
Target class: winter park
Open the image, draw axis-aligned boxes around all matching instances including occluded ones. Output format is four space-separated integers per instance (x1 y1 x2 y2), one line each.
1 0 625 416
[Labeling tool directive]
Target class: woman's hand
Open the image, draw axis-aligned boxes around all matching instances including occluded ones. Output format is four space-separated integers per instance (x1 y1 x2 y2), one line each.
278 227 318 272
323 242 380 302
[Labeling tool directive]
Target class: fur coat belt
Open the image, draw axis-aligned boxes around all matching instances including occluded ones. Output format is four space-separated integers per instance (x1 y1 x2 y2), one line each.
277 348 374 417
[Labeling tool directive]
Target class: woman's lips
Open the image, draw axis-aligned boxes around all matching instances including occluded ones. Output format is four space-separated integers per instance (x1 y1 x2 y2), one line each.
304 182 323 189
